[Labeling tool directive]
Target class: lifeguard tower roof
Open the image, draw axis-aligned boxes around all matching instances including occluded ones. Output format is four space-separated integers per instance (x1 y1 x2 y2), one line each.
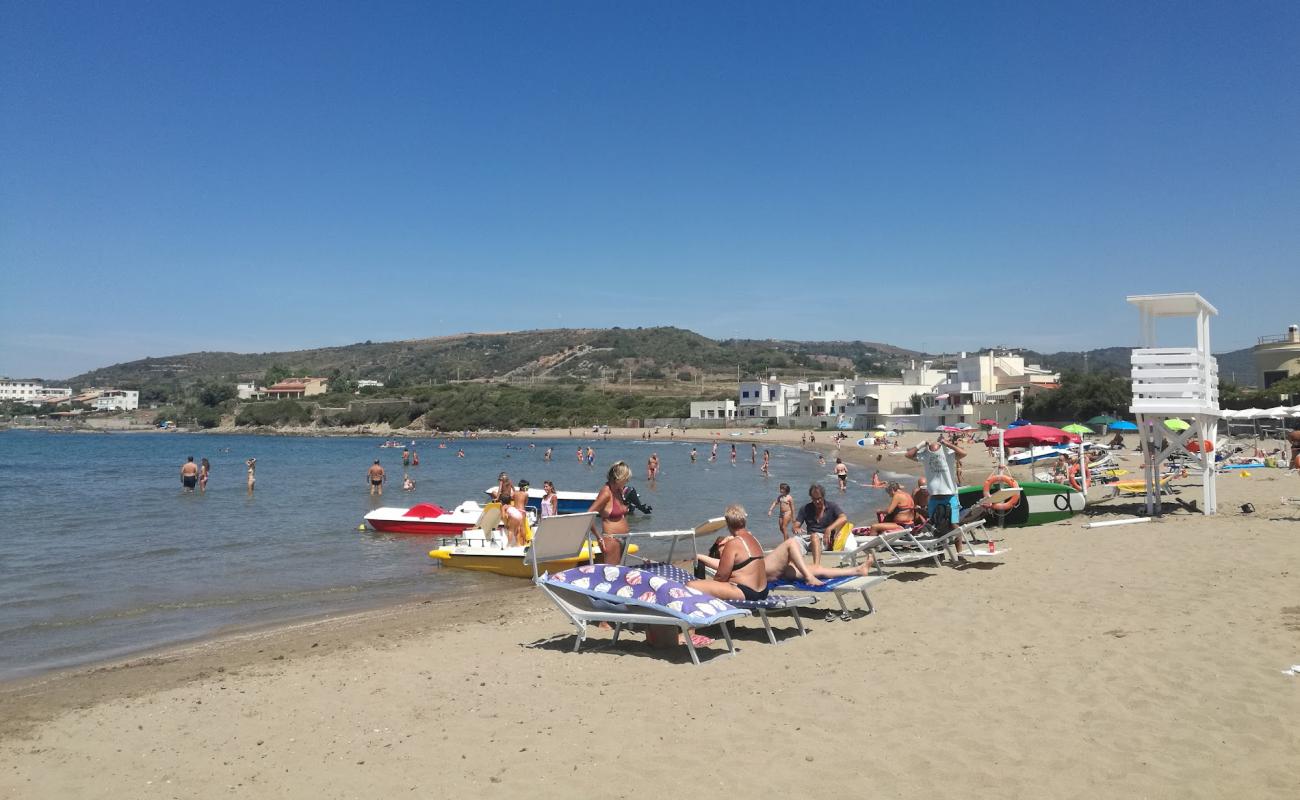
1125 293 1218 318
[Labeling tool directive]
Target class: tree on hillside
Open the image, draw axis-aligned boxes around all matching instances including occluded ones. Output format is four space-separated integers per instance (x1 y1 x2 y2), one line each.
263 364 291 386
1021 372 1131 422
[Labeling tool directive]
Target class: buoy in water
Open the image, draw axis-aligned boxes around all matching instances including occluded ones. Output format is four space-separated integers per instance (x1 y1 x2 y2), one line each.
358 524 366 530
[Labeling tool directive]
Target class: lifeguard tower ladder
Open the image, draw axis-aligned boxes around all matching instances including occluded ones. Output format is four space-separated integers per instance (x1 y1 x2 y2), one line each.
1127 293 1220 515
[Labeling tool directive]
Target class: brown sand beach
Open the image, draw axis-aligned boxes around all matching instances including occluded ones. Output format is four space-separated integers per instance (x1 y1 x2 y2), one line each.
2 437 1298 799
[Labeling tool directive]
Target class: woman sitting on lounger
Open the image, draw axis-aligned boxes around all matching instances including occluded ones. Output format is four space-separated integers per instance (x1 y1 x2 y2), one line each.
695 524 876 589
688 504 770 601
870 482 917 534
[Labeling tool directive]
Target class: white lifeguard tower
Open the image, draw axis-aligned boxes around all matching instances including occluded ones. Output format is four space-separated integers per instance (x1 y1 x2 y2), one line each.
1127 293 1220 515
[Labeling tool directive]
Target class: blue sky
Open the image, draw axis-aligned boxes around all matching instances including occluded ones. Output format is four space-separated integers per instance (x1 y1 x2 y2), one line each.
2 1 1297 379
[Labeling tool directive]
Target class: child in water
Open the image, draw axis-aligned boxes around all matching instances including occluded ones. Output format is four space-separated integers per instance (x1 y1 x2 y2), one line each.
768 483 794 538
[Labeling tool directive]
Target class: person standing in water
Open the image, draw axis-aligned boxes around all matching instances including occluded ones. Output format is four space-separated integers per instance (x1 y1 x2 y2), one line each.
367 459 386 496
761 449 770 476
750 443 757 464
647 452 659 481
690 446 698 463
543 447 553 463
768 482 794 538
199 458 210 494
245 458 256 494
729 444 737 466
710 442 718 462
180 457 199 493
835 458 849 492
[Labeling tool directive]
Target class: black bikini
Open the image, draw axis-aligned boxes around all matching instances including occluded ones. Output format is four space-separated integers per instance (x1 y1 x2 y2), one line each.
730 540 768 601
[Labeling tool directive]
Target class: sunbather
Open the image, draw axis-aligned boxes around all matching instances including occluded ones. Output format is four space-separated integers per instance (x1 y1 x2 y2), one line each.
696 529 876 588
870 482 916 533
687 504 769 601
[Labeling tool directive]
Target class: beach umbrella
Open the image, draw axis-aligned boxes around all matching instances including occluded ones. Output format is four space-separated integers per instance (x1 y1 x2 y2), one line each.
874 424 888 430
1108 420 1138 431
1163 418 1190 431
1062 424 1093 435
987 424 1082 448
978 418 996 427
939 425 962 432
955 422 975 430
1008 418 1030 428
1086 414 1118 425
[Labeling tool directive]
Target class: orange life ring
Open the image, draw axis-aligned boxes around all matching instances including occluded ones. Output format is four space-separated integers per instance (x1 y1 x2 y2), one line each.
1185 439 1214 453
982 473 1022 512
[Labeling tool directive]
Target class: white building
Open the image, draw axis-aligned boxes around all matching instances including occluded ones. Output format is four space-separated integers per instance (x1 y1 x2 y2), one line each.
737 377 801 420
920 350 1058 430
236 382 260 400
92 389 140 411
796 379 852 417
689 399 736 422
0 379 72 403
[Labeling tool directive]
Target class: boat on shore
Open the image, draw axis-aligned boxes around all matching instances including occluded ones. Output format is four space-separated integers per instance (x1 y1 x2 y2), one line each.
364 501 486 535
483 485 596 515
428 509 617 578
957 481 1086 527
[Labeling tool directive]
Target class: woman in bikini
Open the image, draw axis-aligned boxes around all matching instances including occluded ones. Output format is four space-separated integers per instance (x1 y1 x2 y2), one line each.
539 480 558 518
687 504 768 601
588 461 632 564
696 532 875 588
506 479 530 546
199 458 210 494
767 482 795 538
870 482 917 533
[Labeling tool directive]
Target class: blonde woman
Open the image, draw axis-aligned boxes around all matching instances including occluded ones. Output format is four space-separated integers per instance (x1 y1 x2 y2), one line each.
587 461 631 564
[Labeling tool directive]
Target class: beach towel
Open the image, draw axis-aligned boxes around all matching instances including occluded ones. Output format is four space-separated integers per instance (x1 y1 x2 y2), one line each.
542 564 739 624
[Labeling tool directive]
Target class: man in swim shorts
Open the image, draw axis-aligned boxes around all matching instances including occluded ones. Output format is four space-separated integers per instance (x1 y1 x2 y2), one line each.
367 459 386 496
907 435 966 533
180 456 199 492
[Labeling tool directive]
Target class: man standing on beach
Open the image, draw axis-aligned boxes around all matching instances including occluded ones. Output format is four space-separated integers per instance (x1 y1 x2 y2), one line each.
367 459 386 496
792 483 848 565
180 456 199 493
906 436 966 532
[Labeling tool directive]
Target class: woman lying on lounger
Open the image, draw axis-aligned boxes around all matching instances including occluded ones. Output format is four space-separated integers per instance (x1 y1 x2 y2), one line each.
695 521 875 591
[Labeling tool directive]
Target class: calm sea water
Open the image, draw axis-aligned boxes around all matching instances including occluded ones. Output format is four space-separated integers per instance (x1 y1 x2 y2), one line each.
0 430 891 680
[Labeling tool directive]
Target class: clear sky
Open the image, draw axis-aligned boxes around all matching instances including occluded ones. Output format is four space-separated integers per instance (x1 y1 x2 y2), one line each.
2 1 1297 379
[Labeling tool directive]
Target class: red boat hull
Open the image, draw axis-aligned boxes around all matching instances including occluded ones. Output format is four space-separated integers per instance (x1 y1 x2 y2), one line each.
366 520 476 535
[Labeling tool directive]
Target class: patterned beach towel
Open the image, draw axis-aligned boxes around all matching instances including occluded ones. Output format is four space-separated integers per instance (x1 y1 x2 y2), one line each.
542 564 740 624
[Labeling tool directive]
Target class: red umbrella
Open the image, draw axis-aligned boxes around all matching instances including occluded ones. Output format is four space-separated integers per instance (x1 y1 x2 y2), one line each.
978 419 997 426
985 424 1081 448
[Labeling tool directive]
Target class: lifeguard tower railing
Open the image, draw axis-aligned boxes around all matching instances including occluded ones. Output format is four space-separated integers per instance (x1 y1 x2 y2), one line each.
1130 348 1219 415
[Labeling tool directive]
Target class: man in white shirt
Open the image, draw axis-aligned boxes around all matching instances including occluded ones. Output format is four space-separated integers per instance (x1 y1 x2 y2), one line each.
906 436 967 532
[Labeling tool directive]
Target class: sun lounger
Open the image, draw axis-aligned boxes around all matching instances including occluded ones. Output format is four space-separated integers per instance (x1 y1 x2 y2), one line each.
768 574 888 621
651 560 818 644
529 514 750 665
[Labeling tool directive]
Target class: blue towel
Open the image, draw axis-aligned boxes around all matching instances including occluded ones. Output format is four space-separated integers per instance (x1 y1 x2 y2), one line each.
770 575 861 593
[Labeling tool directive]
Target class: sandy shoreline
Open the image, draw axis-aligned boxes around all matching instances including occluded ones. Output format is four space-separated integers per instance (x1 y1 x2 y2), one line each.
3 437 1298 798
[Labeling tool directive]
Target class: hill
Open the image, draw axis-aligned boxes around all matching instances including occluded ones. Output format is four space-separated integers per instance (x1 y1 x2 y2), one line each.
67 327 925 392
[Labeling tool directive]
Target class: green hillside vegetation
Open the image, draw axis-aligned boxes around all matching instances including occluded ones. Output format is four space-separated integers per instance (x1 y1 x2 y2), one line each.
66 326 923 404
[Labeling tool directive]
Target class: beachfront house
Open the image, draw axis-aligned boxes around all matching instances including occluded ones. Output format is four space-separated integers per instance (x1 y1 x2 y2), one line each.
91 389 140 412
0 378 72 404
262 377 329 399
689 399 736 422
795 380 852 417
737 377 800 420
920 350 1058 430
236 382 263 400
1252 324 1300 389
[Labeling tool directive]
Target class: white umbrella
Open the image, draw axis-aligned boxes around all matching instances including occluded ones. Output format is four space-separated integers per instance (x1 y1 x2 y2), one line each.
1264 406 1289 417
